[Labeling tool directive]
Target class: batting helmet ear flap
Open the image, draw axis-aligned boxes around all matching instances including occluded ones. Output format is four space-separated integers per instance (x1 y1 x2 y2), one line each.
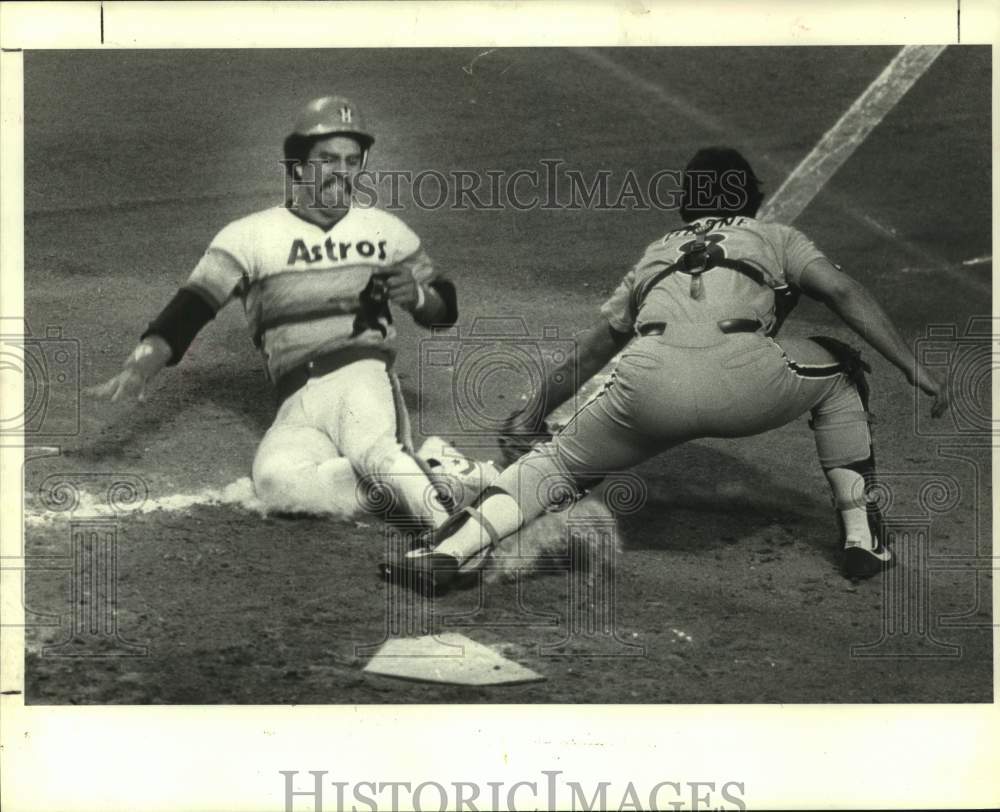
283 133 312 178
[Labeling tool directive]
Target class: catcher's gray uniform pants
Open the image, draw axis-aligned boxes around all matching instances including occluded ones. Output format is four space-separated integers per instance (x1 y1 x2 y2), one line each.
495 325 871 522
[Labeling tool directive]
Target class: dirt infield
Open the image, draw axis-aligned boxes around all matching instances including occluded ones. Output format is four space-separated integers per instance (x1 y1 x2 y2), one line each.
21 47 992 703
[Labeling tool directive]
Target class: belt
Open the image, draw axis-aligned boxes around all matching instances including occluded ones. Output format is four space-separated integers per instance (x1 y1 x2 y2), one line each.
274 346 394 405
637 319 762 337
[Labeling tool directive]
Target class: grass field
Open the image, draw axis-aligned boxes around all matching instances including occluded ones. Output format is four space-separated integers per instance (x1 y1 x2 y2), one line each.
19 47 992 703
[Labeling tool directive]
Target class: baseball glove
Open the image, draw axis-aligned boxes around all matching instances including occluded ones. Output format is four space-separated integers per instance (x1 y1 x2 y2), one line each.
497 407 553 467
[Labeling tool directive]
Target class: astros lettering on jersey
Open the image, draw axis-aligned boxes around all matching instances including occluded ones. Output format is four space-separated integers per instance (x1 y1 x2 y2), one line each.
185 205 437 381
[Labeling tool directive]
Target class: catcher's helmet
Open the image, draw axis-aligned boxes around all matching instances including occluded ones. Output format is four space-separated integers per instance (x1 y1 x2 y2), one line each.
283 96 375 171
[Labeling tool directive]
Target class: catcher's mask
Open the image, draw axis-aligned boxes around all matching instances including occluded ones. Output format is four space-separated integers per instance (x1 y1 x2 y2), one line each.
283 95 375 177
679 146 764 222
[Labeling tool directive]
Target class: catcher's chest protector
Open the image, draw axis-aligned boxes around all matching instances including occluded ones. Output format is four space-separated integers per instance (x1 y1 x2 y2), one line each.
629 216 809 337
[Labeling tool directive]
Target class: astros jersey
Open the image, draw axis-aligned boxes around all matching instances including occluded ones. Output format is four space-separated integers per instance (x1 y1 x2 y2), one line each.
600 216 828 335
184 206 437 381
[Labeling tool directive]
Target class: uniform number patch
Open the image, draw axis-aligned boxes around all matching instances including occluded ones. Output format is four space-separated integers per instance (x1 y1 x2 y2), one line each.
678 232 727 272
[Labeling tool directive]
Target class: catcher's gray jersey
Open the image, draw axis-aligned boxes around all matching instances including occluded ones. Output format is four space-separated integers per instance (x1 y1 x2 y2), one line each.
600 215 827 335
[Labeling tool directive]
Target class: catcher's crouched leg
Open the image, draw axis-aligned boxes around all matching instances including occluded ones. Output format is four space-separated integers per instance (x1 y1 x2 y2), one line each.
806 338 890 579
424 444 586 561
490 443 589 525
483 444 619 580
384 444 597 593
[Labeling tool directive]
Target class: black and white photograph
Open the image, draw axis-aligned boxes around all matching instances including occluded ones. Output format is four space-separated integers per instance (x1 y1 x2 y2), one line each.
1 2 996 810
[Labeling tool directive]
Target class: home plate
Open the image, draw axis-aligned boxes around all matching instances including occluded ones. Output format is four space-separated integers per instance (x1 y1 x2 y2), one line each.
363 633 545 686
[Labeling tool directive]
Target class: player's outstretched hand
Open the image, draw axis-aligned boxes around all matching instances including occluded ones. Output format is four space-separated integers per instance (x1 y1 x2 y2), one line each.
910 365 950 419
929 382 950 419
84 337 171 405
84 366 149 403
378 268 420 311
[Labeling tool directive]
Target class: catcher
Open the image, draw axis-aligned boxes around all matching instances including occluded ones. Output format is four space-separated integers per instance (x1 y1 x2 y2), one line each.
88 96 458 529
384 146 950 591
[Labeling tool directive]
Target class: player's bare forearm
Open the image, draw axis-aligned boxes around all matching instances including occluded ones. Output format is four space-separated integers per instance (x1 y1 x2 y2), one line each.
499 319 626 459
802 262 926 379
824 281 920 379
804 266 949 416
540 319 630 415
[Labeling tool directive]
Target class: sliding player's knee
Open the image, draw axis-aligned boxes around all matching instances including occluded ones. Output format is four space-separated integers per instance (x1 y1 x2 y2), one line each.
254 455 361 515
252 456 313 510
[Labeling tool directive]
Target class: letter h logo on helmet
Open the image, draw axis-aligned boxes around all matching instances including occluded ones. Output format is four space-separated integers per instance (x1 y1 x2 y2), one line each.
340 106 353 123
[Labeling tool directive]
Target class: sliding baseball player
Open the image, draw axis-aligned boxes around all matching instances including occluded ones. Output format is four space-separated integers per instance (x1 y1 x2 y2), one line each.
89 96 458 529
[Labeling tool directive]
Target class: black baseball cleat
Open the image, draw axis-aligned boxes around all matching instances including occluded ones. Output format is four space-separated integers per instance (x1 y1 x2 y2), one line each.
380 548 464 595
843 539 893 580
378 506 501 596
842 500 894 581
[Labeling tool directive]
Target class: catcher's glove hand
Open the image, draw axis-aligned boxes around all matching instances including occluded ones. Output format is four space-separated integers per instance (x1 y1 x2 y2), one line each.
498 407 552 467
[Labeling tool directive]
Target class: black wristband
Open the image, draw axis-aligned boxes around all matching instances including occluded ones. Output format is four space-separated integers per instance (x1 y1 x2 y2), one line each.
428 279 458 327
140 287 217 366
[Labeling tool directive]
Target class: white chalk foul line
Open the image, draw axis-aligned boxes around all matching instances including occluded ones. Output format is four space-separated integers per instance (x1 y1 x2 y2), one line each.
25 477 266 526
576 47 982 292
759 45 947 224
23 439 491 525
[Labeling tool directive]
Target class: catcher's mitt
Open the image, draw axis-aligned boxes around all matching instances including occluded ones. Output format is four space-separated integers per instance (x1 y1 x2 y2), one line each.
497 407 553 466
